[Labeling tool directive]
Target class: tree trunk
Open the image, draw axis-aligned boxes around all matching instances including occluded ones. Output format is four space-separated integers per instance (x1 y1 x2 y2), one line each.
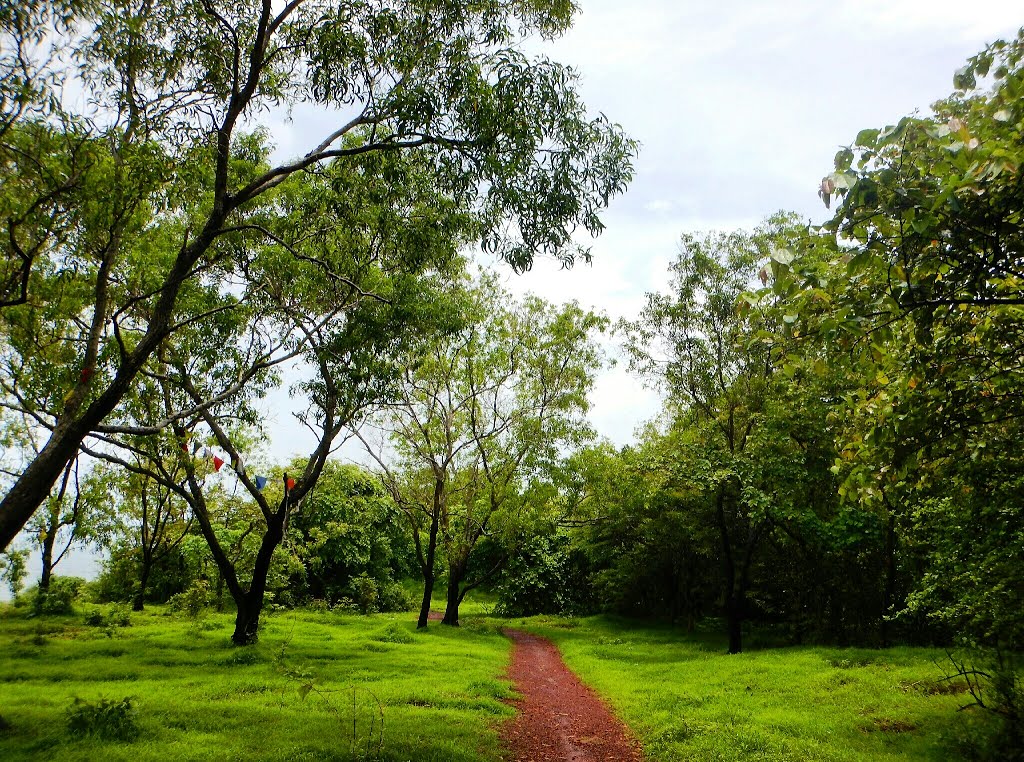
441 569 463 626
417 573 435 629
230 520 284 645
416 501 441 629
133 559 151 612
39 526 56 591
726 596 742 654
215 571 225 613
232 594 262 646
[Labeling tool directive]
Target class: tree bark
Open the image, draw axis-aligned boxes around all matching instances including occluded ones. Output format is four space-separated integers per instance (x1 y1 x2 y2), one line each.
133 559 152 611
441 567 464 626
39 525 56 591
416 510 440 629
230 517 284 645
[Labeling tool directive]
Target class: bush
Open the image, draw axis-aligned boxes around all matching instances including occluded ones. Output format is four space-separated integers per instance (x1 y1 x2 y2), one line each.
34 577 86 616
84 605 132 629
65 697 139 741
377 581 414 613
350 575 378 615
168 580 210 619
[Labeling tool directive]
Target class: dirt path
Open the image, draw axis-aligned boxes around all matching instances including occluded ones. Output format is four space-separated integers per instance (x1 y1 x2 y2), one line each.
500 629 643 762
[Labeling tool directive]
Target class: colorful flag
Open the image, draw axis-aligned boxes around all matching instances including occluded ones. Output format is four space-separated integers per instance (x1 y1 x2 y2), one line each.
255 476 268 490
213 456 224 472
286 478 296 490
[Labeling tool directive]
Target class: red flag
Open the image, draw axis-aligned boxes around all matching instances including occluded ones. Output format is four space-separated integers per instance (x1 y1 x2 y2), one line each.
286 478 296 490
180 443 189 453
213 456 224 472
79 367 93 383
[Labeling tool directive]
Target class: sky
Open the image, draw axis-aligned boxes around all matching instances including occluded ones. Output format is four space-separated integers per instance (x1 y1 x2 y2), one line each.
15 1 1023 584
261 0 1024 459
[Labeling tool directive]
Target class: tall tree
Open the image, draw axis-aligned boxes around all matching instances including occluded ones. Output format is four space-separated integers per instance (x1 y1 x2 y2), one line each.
361 274 605 627
0 0 636 551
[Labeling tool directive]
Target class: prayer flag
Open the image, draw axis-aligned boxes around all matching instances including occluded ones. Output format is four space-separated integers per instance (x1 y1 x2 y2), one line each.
213 456 224 472
255 476 268 490
286 478 296 490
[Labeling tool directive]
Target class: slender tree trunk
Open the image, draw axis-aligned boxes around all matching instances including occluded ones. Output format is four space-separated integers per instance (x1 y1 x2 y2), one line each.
215 571 225 613
417 572 435 629
725 589 743 654
39 526 56 591
133 558 152 612
715 485 743 654
416 509 441 629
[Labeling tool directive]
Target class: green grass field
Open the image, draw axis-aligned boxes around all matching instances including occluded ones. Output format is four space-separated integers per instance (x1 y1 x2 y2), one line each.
510 615 987 761
0 604 514 761
0 602 992 761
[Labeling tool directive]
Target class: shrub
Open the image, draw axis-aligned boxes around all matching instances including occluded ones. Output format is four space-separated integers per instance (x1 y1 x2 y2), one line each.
83 609 105 627
83 604 132 629
168 580 210 619
377 581 414 613
350 575 378 615
65 697 139 741
35 577 86 616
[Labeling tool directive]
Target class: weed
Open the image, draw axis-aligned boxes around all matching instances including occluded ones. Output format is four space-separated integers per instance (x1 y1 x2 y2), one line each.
65 696 139 741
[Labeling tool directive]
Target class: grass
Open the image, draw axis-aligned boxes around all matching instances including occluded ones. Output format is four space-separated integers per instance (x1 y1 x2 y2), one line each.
506 615 987 761
0 603 514 761
0 598 994 761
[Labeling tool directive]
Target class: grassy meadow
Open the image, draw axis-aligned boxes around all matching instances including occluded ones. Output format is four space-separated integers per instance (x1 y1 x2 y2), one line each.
0 602 514 761
514 616 988 762
0 600 993 761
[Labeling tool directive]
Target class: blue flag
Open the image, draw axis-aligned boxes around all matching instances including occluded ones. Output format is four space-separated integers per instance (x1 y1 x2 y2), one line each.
255 476 268 490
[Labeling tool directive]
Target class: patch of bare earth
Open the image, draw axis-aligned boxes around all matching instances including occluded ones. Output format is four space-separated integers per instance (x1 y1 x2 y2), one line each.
500 629 643 762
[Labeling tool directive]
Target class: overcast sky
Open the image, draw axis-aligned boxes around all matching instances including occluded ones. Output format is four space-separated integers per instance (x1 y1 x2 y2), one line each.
30 1 1023 582
492 0 1024 446
264 0 1024 458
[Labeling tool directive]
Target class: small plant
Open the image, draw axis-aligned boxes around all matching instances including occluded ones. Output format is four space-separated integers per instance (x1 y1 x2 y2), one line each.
83 604 132 629
65 697 140 741
350 575 379 615
377 582 414 613
944 649 1023 756
34 576 86 616
168 579 211 619
374 622 414 644
83 609 105 627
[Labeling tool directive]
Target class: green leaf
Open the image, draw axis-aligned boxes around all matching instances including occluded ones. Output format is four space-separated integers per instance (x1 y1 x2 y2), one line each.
953 66 977 91
770 247 796 265
834 148 854 171
855 128 879 147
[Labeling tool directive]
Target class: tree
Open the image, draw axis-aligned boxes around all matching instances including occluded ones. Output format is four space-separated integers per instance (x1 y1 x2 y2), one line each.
0 0 637 552
287 461 414 609
27 456 113 592
97 464 194 610
361 273 605 627
622 215 862 652
763 29 1024 654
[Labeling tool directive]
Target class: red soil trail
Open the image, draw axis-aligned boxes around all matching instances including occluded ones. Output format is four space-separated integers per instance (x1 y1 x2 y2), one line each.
500 629 643 762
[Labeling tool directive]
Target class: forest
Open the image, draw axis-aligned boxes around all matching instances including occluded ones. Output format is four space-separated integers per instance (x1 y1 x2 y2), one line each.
1 1 1022 760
